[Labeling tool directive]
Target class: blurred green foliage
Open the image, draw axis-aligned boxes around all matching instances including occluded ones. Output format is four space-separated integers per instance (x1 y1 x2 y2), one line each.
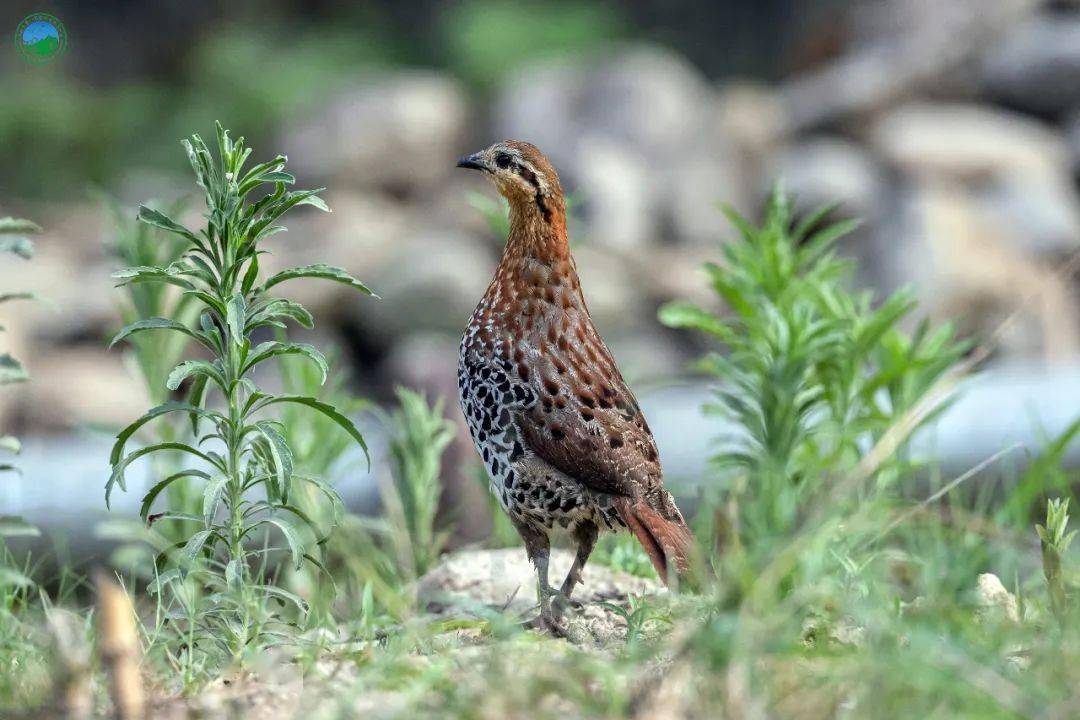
442 0 623 85
0 1 622 199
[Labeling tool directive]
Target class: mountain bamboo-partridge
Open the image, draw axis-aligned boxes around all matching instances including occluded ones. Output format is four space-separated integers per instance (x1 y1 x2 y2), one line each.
456 141 694 634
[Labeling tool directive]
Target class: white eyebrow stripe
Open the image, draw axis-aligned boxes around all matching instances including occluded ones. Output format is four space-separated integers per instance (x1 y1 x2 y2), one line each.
517 159 549 194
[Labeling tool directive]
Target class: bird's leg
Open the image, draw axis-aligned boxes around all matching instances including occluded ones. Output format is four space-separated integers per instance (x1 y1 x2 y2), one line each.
558 521 598 604
516 522 567 636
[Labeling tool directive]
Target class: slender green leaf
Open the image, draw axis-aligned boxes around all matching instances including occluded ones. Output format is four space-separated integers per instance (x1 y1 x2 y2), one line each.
255 394 368 467
166 360 226 392
243 342 327 384
202 474 229 528
260 264 375 296
255 420 294 503
109 317 201 349
261 516 305 570
137 206 200 244
139 469 212 521
182 529 217 565
110 401 219 466
107 442 222 508
225 293 246 346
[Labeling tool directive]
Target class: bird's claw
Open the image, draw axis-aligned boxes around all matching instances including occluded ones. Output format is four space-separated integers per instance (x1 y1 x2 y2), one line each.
519 587 580 637
521 611 570 638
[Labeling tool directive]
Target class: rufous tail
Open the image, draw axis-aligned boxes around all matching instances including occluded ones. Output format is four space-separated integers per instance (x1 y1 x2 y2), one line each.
616 497 695 587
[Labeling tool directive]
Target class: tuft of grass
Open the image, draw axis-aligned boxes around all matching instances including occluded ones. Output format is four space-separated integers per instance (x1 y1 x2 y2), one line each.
327 389 455 626
106 123 373 675
1037 497 1076 621
660 191 968 558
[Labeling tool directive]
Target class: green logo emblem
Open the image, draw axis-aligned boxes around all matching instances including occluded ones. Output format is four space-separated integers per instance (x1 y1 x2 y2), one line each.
15 13 66 64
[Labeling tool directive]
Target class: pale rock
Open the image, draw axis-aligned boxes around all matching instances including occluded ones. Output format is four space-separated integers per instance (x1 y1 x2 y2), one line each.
574 136 653 250
660 151 742 247
883 181 1079 361
355 230 493 341
872 103 1067 179
492 59 582 173
419 547 662 648
976 173 1080 256
282 72 469 191
714 81 791 158
772 137 886 221
579 45 713 164
975 572 1020 623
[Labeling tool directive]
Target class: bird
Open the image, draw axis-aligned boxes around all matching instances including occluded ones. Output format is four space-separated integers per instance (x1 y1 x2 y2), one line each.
455 140 694 634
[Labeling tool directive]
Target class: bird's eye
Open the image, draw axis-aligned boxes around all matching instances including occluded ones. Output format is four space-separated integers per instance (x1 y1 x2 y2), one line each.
495 153 512 169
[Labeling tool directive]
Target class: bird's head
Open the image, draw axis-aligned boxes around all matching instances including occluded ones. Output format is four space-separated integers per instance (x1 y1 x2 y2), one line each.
456 140 563 222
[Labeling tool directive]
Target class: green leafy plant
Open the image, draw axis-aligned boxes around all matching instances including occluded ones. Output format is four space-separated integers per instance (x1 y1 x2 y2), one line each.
599 593 672 647
106 123 373 664
645 191 1080 718
660 191 968 553
1036 497 1075 620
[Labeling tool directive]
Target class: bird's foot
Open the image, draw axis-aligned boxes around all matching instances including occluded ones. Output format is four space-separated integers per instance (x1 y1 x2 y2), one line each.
520 610 570 638
519 586 580 637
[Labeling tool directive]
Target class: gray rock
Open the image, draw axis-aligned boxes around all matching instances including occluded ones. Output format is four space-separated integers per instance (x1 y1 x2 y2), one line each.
578 45 714 164
975 172 1080 255
495 45 714 170
356 230 493 341
781 0 1039 130
876 181 1080 361
772 137 886 221
24 348 146 431
492 59 582 173
982 14 1080 116
872 104 1080 258
571 245 650 333
872 103 1067 179
574 136 653 250
281 72 469 191
660 151 742 247
608 331 687 386
714 81 791 159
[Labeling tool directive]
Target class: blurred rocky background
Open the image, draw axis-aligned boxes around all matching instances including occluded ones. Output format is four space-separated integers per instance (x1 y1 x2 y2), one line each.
2 0 1080 544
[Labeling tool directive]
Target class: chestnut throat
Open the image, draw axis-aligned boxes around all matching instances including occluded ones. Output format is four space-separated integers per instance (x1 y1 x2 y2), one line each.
504 193 569 266
483 193 586 321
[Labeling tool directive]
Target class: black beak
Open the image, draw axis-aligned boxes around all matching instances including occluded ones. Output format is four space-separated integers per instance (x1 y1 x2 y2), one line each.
456 152 487 172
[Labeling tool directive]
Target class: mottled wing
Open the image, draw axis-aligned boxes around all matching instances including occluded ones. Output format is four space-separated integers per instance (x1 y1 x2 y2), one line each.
516 315 662 500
